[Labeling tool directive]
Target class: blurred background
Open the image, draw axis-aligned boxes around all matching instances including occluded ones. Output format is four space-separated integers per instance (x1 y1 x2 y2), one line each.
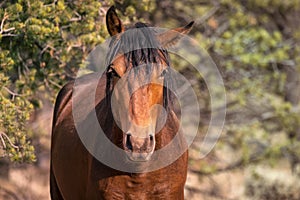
0 0 300 199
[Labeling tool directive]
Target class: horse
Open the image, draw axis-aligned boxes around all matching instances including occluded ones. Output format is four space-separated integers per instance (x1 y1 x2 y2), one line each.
50 6 194 200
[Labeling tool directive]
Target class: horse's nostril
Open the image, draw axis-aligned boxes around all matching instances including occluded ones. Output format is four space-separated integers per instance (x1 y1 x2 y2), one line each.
126 134 133 151
150 135 154 141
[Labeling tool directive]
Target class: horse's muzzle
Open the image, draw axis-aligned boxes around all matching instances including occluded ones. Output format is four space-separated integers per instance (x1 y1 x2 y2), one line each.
123 133 155 162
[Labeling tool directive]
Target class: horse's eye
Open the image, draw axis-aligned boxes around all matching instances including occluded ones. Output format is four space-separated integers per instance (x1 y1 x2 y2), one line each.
107 66 121 78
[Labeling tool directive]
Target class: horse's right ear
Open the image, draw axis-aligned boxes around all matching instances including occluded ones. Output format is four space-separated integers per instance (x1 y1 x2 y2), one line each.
106 6 124 36
157 21 194 48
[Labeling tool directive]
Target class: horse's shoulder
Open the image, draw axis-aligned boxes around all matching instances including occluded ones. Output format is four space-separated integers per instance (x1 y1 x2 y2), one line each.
52 72 107 127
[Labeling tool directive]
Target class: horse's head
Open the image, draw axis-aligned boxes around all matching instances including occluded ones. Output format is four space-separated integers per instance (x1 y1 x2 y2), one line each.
105 6 193 162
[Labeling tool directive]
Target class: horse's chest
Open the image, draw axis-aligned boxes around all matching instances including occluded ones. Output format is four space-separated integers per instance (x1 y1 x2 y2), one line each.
92 151 188 199
97 173 184 200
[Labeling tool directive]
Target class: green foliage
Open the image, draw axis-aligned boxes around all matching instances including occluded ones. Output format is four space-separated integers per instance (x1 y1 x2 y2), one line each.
148 0 300 189
0 0 106 162
248 0 300 10
208 0 300 167
216 28 289 68
0 0 155 162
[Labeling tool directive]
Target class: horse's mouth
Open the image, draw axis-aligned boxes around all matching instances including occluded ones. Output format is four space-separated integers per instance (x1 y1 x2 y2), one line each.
125 151 153 162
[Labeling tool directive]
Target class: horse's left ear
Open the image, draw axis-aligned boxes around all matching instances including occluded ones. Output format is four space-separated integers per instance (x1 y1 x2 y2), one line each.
106 6 125 36
157 21 194 48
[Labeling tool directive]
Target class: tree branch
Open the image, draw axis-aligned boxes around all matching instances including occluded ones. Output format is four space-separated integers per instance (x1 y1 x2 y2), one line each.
0 12 9 34
1 33 18 37
0 12 16 37
70 11 82 22
195 4 220 25
3 87 23 100
2 27 15 32
0 132 19 149
45 79 62 89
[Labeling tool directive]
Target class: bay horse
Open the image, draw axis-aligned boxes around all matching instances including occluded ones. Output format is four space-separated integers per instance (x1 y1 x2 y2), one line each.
50 6 194 200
